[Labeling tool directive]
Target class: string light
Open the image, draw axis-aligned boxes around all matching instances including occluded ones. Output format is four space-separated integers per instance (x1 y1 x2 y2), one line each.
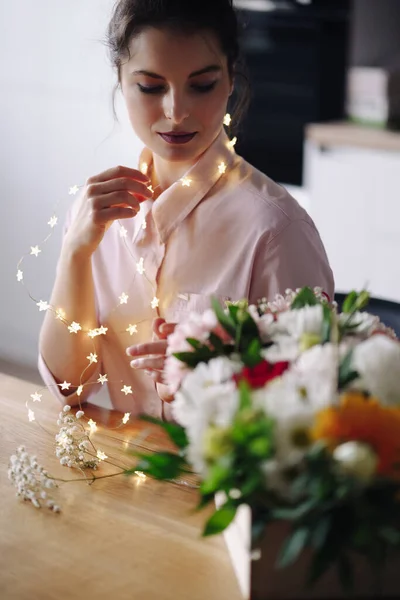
97 374 108 385
223 113 231 127
88 326 108 338
141 217 147 230
30 246 41 257
147 184 154 194
122 412 130 424
96 449 108 461
119 292 129 305
16 270 23 282
59 381 71 391
48 216 58 228
135 471 147 481
68 185 79 196
98 326 108 335
56 308 66 320
87 419 97 435
151 296 159 309
227 136 237 149
68 321 82 334
180 177 192 187
218 161 227 174
77 385 83 397
121 385 133 396
119 226 128 238
30 392 42 402
87 353 98 364
140 162 148 175
28 409 35 422
36 300 49 312
136 258 145 275
126 324 138 336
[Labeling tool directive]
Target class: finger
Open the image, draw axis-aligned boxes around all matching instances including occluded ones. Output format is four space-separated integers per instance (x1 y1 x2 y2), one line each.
91 191 142 213
92 206 139 225
87 165 150 186
89 180 152 203
130 357 165 371
145 370 165 385
153 317 166 338
156 382 174 403
159 322 177 336
127 341 168 357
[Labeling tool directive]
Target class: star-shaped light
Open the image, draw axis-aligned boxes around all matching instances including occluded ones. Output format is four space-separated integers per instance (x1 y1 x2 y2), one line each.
28 409 35 422
223 113 232 126
69 185 80 196
30 246 41 257
136 257 145 275
16 270 23 282
48 216 58 228
68 321 82 334
87 352 98 364
135 471 147 481
97 449 108 461
56 308 66 321
218 161 227 174
147 184 154 194
119 226 128 238
141 217 147 230
181 177 192 187
119 292 129 305
97 374 108 385
121 385 133 395
30 392 42 402
87 419 97 435
122 412 131 424
140 162 148 175
151 296 160 309
59 381 71 391
37 300 49 312
97 325 108 336
77 385 83 397
126 324 138 336
227 136 237 149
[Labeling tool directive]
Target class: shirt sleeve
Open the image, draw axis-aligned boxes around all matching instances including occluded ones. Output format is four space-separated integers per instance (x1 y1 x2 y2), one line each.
37 205 102 406
249 219 335 304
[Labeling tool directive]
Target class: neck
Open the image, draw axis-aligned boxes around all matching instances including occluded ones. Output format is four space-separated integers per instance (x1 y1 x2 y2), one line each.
151 154 198 196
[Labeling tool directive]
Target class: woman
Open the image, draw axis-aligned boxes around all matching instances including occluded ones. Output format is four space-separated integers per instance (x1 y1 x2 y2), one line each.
38 0 334 418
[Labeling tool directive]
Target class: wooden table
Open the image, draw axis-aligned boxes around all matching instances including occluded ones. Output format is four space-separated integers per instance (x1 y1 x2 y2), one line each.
0 373 242 600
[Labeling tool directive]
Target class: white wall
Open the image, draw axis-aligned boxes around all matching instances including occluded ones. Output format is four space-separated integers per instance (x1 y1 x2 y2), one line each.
0 0 143 369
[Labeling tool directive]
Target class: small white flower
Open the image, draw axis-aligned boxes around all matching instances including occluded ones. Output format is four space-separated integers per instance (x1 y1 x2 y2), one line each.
75 411 84 419
333 442 378 482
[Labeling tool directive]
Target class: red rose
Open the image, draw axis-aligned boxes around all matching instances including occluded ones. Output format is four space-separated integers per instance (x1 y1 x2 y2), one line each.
234 359 290 389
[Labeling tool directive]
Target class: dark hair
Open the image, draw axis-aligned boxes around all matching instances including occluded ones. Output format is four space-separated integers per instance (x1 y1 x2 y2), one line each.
106 0 250 133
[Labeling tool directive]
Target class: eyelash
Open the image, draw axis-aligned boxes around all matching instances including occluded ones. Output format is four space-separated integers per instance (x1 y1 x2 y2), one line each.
137 82 217 95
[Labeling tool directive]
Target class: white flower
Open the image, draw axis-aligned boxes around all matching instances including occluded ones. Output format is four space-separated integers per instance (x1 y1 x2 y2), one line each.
333 442 378 482
55 410 99 470
352 335 400 405
8 446 60 511
293 343 341 408
339 311 379 337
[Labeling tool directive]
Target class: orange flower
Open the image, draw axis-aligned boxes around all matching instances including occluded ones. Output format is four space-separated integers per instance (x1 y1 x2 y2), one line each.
312 392 400 478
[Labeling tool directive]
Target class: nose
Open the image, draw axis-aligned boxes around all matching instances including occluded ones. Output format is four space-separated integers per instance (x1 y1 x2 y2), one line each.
163 89 190 124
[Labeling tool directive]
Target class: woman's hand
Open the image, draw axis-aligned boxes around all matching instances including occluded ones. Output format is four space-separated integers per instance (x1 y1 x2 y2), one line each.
64 165 152 257
127 318 177 402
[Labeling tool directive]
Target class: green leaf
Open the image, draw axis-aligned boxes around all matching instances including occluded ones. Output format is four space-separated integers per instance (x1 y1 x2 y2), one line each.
139 415 189 449
337 554 354 593
208 332 225 352
307 542 336 588
200 462 232 495
211 297 236 338
242 338 263 367
203 504 238 536
342 291 358 313
173 349 214 367
195 492 215 512
238 379 252 410
311 516 331 550
338 350 359 388
321 303 332 344
291 287 318 309
272 499 317 522
131 451 186 480
185 337 203 350
277 526 309 568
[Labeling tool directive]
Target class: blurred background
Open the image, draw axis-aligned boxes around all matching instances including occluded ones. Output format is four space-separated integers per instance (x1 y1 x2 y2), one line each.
1 0 400 384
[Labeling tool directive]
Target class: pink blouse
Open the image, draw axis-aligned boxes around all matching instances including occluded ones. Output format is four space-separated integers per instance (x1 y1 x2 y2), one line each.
39 129 334 416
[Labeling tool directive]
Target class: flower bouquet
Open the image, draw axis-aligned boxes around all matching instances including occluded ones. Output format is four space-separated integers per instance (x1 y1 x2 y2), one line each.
134 288 400 599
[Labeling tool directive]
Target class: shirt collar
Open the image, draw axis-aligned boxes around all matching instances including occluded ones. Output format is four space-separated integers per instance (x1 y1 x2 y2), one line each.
138 128 237 243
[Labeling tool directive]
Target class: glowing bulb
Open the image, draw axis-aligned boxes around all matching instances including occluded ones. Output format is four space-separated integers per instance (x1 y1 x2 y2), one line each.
151 296 159 309
122 412 130 425
28 409 35 422
16 270 23 282
87 353 98 364
119 292 129 305
56 308 66 320
77 385 83 397
37 300 49 312
147 184 154 194
48 216 58 228
30 392 42 402
69 185 79 196
59 381 71 391
126 324 138 336
96 450 108 461
119 226 128 238
141 217 147 230
97 374 108 385
68 321 82 334
223 113 231 127
181 177 192 187
135 471 147 481
140 162 148 175
218 161 227 174
227 136 237 150
30 246 41 257
97 326 108 336
121 385 133 396
136 258 145 275
88 419 97 435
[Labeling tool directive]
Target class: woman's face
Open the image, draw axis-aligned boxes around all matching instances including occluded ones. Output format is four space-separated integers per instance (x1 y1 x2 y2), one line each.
120 27 233 164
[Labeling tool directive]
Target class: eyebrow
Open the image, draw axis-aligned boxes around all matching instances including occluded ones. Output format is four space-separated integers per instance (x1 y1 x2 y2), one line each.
131 65 222 79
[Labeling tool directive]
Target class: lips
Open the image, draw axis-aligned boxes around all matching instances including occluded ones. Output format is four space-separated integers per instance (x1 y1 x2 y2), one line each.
158 132 197 145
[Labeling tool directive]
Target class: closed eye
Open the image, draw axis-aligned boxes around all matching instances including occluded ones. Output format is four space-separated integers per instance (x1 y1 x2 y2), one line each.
137 81 218 95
